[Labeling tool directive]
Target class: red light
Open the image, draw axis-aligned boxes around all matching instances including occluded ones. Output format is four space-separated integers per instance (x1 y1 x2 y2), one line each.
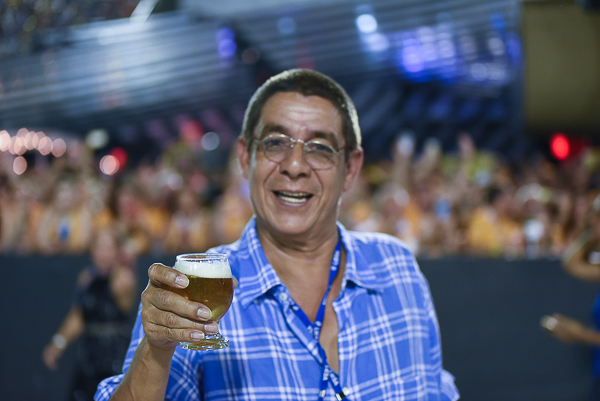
109 147 127 169
550 133 570 160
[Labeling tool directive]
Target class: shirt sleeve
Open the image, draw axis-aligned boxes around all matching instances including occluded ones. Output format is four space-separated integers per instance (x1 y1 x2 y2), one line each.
411 253 460 401
94 302 202 401
95 302 144 401
441 370 460 401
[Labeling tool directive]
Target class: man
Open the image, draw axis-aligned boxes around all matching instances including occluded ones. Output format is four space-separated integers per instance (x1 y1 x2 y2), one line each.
96 69 459 400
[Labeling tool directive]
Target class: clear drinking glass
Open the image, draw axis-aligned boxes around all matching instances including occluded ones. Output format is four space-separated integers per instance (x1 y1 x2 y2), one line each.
171 253 233 350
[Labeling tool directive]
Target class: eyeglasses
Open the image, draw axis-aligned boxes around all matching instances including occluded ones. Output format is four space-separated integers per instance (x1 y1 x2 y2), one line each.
256 134 344 170
256 134 343 170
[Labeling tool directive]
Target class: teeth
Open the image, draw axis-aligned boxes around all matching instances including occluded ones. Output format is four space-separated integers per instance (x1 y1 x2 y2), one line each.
279 191 310 197
276 191 311 203
280 196 306 203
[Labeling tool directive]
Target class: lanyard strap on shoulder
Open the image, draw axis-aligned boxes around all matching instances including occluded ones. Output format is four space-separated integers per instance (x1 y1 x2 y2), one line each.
288 237 347 401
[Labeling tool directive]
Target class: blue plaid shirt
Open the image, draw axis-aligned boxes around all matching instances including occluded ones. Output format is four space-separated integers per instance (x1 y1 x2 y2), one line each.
96 217 459 400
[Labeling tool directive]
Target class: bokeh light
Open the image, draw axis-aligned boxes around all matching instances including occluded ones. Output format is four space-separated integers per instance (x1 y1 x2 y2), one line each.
356 14 378 34
201 132 220 151
277 17 296 35
0 130 10 151
38 136 53 156
363 32 390 53
14 137 27 155
550 133 570 160
52 138 67 157
7 137 17 155
167 172 183 190
216 27 237 59
99 155 119 175
29 132 40 149
110 147 128 168
86 129 109 149
13 156 27 175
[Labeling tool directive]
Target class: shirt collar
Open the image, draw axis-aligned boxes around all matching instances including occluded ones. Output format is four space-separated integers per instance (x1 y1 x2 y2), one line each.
234 217 282 309
337 222 387 293
235 216 385 309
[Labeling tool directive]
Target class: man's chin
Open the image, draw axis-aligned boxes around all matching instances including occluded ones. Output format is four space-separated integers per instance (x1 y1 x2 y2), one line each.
259 214 316 237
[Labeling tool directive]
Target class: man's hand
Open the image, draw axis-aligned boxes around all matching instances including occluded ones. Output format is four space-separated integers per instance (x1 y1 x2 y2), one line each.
141 263 230 350
110 262 239 400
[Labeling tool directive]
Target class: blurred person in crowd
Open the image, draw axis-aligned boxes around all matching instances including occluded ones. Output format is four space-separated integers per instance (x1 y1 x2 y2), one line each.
96 69 458 400
543 194 600 400
367 182 420 254
466 185 524 258
105 177 164 258
0 178 44 253
392 134 472 257
547 189 578 256
451 132 498 190
43 226 138 401
133 162 174 250
561 193 593 251
389 134 426 246
416 174 460 258
338 167 375 231
515 183 553 258
164 187 214 253
212 169 254 245
37 174 94 255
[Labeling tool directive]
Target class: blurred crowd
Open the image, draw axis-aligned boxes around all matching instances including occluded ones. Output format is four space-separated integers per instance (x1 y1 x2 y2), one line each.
0 132 599 261
1 0 139 57
341 133 600 259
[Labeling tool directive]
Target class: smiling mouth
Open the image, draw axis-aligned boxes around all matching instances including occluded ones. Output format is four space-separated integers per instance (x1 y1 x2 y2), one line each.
274 191 313 204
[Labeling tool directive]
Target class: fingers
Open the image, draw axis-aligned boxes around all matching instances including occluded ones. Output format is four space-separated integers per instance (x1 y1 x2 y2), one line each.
148 263 188 290
140 290 218 347
141 263 220 348
142 289 214 329
144 317 219 344
142 284 212 322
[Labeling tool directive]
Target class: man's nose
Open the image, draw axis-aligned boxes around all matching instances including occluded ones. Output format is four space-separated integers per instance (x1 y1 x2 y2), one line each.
279 141 311 175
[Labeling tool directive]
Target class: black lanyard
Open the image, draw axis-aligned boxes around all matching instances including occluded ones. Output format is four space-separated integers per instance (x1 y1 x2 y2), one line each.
287 238 347 401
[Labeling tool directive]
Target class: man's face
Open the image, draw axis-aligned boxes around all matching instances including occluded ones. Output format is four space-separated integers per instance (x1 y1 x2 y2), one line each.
237 91 363 239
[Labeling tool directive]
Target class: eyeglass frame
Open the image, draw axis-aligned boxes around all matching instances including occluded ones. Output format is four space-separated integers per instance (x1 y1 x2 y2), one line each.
253 133 345 170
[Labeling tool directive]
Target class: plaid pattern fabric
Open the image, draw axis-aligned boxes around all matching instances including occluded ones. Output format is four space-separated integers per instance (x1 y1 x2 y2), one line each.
96 217 459 401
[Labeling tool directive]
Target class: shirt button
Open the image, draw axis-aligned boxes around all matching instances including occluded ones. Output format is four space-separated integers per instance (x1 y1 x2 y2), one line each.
342 387 350 395
278 293 288 302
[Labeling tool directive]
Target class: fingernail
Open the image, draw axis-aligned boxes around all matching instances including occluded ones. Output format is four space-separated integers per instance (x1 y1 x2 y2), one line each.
204 323 218 334
175 275 188 288
197 308 211 319
191 331 204 340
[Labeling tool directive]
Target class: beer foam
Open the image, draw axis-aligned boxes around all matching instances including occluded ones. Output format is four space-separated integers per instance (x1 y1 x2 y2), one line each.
174 259 231 278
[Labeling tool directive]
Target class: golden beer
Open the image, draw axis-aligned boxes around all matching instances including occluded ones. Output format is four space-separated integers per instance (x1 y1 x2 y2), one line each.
173 253 233 350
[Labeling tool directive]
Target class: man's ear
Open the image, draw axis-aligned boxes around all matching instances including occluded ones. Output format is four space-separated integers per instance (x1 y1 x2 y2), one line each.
343 147 364 192
237 137 251 179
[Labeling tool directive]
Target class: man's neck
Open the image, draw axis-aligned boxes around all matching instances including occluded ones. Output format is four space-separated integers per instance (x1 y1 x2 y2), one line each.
256 222 341 314
257 220 338 267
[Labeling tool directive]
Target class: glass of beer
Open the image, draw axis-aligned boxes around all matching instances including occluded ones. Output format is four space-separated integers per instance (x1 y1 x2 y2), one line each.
171 253 233 350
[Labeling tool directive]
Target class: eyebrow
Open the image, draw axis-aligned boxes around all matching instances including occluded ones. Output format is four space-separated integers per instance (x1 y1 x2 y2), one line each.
259 123 287 137
259 123 341 148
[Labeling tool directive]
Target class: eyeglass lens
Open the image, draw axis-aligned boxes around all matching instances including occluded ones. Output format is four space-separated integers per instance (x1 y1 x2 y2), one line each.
260 135 338 169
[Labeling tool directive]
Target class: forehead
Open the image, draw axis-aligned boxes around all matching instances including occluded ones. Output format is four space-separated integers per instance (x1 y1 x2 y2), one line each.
257 92 343 140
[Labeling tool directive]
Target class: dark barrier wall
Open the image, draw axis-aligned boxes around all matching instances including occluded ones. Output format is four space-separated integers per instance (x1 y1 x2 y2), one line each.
0 255 597 401
424 257 596 401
